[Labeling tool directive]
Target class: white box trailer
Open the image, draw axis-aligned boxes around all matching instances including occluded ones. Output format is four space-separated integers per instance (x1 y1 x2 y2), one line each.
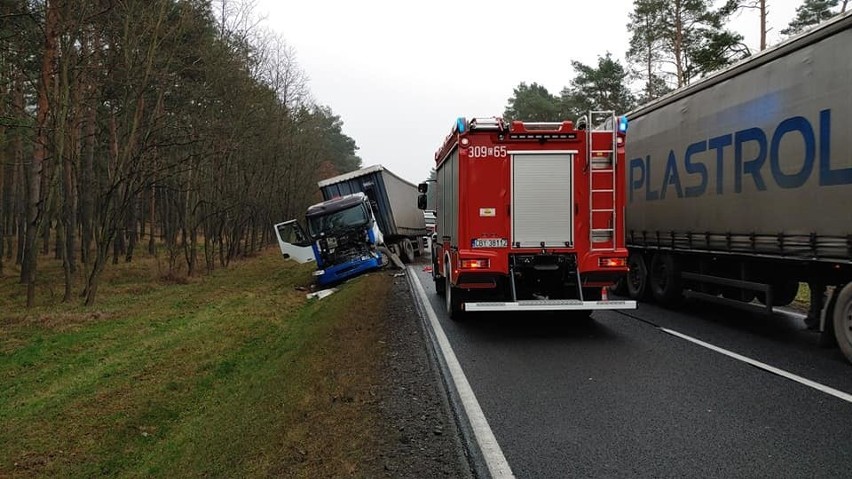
318 165 427 262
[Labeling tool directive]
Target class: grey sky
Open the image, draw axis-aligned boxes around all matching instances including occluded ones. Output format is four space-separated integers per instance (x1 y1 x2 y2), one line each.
257 0 800 185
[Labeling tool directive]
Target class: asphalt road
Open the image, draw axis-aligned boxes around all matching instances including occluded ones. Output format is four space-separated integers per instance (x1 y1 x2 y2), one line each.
410 266 852 479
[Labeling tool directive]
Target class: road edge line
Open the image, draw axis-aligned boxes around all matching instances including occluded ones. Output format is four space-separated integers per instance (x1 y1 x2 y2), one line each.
407 267 515 479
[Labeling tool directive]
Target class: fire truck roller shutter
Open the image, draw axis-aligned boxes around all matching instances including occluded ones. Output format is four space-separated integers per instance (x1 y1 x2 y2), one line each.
512 152 575 248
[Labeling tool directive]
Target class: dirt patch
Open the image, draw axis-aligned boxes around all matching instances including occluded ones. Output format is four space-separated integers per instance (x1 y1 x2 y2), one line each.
367 274 473 478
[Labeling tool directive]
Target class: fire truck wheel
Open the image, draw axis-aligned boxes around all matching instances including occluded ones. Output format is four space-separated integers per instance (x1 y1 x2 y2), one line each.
568 309 594 322
434 267 446 297
650 253 683 306
401 239 416 263
572 288 600 322
832 282 852 364
609 277 628 297
626 253 650 300
446 284 466 321
583 287 602 301
433 250 446 295
444 260 465 321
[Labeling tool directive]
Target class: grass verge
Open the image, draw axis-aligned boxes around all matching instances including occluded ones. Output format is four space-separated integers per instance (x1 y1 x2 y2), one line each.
0 248 391 478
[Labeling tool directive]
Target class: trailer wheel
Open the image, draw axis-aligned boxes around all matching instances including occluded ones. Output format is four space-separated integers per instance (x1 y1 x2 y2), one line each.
445 260 465 321
650 253 683 305
626 253 650 300
832 282 852 364
401 238 416 263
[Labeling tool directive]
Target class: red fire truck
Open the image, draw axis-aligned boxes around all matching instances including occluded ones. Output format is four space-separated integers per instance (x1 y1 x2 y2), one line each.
418 113 637 319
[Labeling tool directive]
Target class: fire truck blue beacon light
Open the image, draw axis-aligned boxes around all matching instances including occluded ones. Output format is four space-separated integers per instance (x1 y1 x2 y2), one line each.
619 116 628 133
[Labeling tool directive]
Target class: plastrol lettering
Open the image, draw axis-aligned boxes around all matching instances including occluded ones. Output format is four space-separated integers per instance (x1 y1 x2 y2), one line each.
629 109 852 202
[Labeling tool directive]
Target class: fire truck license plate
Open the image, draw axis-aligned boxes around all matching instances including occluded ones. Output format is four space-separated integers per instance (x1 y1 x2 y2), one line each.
472 238 508 248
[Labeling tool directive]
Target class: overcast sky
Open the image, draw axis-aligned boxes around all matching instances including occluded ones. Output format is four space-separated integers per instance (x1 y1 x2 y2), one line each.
256 0 801 185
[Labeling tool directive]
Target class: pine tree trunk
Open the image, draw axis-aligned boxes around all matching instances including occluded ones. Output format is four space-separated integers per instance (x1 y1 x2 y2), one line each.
16 149 26 268
62 129 78 301
24 0 60 306
148 184 156 254
204 231 214 273
80 34 98 268
0 79 5 276
674 0 685 87
84 250 107 306
54 224 62 259
9 73 23 265
125 191 138 262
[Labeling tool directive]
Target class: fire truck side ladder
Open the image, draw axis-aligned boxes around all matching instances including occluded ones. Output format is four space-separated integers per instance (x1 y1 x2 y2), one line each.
587 111 618 252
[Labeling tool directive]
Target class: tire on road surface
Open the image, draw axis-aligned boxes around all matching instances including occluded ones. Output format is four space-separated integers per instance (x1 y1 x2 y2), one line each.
401 238 416 264
832 282 852 364
609 277 628 297
573 287 603 322
444 259 465 321
434 269 446 297
433 250 445 296
650 253 683 306
627 252 650 301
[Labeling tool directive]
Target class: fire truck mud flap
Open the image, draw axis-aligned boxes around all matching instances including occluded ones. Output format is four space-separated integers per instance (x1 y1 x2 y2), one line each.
464 299 637 312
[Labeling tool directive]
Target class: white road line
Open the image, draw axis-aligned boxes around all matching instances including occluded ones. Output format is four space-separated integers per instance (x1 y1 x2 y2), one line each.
408 268 515 479
661 327 852 404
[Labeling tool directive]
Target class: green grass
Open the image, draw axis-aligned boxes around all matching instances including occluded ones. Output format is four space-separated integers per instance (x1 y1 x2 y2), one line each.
795 282 810 304
0 249 389 478
788 282 811 313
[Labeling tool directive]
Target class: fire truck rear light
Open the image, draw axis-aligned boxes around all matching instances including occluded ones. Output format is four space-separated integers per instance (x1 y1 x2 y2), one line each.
599 258 627 268
461 259 489 269
461 138 470 146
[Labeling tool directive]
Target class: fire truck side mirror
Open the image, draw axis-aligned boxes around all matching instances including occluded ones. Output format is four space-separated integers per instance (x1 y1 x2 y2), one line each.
418 182 428 193
417 194 427 210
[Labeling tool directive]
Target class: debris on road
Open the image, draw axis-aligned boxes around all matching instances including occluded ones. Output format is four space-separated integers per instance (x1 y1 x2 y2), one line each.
378 245 406 269
307 288 338 300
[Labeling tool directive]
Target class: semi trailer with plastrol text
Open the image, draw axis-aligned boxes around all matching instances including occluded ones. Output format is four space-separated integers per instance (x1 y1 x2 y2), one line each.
621 11 852 363
421 114 637 319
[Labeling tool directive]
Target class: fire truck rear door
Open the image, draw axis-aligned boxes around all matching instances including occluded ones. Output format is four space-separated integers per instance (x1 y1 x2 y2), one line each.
511 152 576 248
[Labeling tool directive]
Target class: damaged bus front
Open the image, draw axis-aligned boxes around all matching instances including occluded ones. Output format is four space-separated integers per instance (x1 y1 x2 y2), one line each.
274 193 384 286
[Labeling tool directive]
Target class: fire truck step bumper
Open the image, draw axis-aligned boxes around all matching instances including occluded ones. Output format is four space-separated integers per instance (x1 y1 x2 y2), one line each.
463 299 637 312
